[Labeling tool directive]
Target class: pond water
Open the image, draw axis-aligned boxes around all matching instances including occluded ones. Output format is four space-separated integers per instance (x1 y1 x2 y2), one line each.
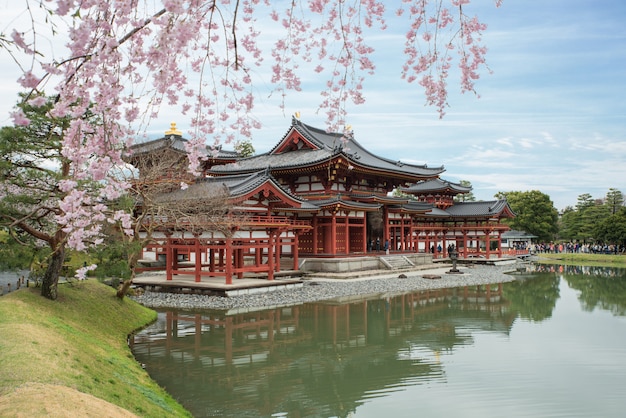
131 264 626 418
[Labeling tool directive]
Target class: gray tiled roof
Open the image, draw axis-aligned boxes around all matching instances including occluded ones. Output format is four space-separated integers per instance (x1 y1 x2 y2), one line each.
211 118 445 178
401 178 472 194
210 148 332 172
388 201 435 213
411 200 514 218
421 207 450 217
311 197 382 211
155 170 318 211
501 230 537 239
130 136 239 159
290 119 444 175
348 193 410 204
444 200 514 217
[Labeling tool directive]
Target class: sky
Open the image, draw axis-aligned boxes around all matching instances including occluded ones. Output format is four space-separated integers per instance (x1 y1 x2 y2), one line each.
1 1 625 210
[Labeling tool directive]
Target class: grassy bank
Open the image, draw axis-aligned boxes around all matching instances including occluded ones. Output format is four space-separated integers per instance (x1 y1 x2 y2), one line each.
536 252 626 267
0 280 191 417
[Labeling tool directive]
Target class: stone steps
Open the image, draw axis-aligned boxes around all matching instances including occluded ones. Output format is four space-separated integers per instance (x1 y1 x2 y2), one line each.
379 255 415 270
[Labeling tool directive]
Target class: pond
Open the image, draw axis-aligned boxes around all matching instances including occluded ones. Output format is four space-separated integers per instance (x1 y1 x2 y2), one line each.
131 264 626 417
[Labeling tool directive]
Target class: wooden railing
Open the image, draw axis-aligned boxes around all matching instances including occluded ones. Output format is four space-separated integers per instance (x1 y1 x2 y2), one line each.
140 214 311 230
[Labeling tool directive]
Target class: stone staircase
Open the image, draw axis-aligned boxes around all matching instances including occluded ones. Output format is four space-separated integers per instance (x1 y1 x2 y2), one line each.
379 255 415 270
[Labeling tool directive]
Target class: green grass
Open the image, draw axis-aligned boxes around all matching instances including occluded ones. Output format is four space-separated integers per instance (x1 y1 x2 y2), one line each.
0 280 191 417
536 252 626 267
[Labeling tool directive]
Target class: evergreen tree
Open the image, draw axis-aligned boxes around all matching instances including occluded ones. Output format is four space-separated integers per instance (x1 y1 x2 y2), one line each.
454 180 476 202
0 95 78 299
594 207 626 248
234 139 256 158
495 190 558 242
605 188 624 215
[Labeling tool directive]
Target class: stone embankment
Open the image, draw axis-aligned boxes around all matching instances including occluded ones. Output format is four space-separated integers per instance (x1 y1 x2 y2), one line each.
131 263 522 312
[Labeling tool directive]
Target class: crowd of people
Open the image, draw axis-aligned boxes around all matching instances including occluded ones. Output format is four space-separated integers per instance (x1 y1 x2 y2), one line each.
530 242 625 254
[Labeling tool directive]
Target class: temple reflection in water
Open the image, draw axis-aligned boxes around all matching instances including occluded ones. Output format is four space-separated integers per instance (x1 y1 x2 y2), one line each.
131 284 514 417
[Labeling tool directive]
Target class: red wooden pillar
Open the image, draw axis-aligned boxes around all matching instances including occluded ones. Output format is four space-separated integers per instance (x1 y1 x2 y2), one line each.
361 215 367 253
312 216 318 255
255 239 262 266
400 216 405 251
274 231 282 273
383 207 390 245
225 238 233 285
293 232 299 270
344 213 349 254
237 243 244 279
194 238 201 282
330 214 337 255
172 243 179 271
485 229 492 259
166 238 173 281
267 233 275 281
462 231 468 258
219 245 224 269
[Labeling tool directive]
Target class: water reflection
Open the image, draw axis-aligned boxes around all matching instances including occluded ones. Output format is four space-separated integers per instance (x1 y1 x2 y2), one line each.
131 266 626 418
132 284 511 417
531 264 626 316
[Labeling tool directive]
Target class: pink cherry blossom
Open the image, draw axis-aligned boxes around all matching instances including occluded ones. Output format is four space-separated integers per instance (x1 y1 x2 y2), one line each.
2 0 502 254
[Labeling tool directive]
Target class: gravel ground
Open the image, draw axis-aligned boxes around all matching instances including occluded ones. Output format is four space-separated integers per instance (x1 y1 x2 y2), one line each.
130 263 522 312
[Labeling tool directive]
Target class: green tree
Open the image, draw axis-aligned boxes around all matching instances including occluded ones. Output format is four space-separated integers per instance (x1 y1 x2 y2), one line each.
495 190 558 242
605 188 624 215
453 180 476 202
234 139 255 157
559 190 621 244
0 229 46 271
579 202 610 242
558 206 581 242
594 207 626 247
575 193 596 212
0 95 76 299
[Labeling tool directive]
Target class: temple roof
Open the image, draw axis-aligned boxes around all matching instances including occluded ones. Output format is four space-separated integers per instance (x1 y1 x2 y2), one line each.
130 134 239 161
419 200 515 218
312 196 382 211
501 230 538 239
155 170 318 212
404 200 515 220
210 118 445 178
401 178 471 195
387 201 435 214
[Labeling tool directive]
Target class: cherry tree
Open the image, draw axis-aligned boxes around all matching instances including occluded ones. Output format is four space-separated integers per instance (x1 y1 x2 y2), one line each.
1 0 501 299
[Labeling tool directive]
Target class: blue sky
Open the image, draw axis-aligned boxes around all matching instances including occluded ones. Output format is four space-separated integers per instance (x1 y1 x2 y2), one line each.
244 0 626 211
2 1 625 210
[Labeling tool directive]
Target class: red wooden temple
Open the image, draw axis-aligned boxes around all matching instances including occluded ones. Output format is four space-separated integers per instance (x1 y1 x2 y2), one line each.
130 117 515 284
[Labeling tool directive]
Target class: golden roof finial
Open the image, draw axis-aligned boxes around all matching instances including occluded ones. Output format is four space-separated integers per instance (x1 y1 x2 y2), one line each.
165 122 182 136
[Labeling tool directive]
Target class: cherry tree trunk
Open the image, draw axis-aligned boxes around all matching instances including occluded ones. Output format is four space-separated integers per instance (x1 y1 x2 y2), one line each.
41 246 65 300
116 278 133 299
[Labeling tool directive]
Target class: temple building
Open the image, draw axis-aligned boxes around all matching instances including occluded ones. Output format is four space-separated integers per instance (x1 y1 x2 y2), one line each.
131 117 514 284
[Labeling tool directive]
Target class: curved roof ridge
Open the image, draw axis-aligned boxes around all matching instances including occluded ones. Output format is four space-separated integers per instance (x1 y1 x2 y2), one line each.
294 119 444 172
402 177 471 194
445 199 515 218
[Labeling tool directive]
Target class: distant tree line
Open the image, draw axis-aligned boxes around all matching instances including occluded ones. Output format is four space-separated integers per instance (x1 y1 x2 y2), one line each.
397 181 624 247
497 188 625 248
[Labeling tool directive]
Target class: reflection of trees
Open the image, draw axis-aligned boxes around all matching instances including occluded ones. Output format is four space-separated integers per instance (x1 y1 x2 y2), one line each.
562 266 626 316
132 285 514 418
502 272 560 322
